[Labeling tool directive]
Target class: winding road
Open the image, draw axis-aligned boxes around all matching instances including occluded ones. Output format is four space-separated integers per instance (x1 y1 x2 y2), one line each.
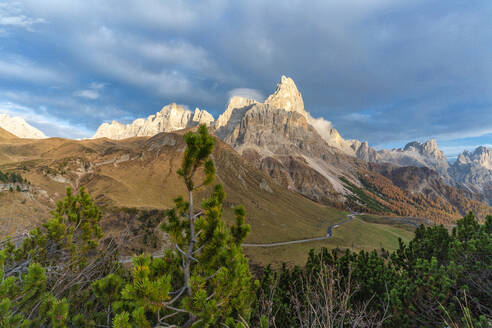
119 214 357 263
119 213 426 263
241 214 356 248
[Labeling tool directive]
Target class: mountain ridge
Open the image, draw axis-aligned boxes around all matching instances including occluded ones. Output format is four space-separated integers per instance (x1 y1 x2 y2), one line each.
0 114 47 139
92 103 214 140
85 75 492 213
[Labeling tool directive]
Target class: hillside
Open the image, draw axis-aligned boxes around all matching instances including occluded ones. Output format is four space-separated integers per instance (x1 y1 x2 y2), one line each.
0 128 428 268
351 164 491 224
0 130 347 244
0 127 18 140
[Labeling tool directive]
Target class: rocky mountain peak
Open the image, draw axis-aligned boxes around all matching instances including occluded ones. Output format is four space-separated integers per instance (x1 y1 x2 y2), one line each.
376 139 451 182
402 139 445 160
0 114 47 139
422 139 444 157
92 103 214 140
474 146 489 156
154 103 188 119
450 146 492 203
423 139 439 152
215 96 258 138
264 75 306 117
228 96 258 110
191 107 215 126
456 151 472 165
472 147 492 170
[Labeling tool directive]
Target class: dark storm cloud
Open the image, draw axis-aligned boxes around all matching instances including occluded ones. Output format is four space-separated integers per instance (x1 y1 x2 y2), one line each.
0 0 491 154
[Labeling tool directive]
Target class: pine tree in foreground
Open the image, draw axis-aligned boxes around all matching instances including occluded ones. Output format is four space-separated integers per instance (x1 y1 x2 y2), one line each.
112 125 256 327
0 186 115 327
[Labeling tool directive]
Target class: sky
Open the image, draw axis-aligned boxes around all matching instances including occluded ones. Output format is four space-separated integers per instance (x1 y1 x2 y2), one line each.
0 0 491 160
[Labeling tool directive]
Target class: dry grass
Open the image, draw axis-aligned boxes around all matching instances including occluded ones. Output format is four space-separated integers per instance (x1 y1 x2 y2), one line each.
0 131 415 267
0 191 51 236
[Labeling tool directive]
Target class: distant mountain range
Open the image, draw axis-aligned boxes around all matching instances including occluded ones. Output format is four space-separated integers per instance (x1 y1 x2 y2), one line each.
2 76 492 220
89 75 492 208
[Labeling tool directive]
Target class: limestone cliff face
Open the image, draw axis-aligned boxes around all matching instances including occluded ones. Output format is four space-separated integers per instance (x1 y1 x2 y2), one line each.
215 96 257 139
450 147 492 204
264 75 306 117
356 141 378 162
213 76 365 205
375 140 451 182
190 107 214 126
0 114 47 139
93 103 214 140
227 105 350 205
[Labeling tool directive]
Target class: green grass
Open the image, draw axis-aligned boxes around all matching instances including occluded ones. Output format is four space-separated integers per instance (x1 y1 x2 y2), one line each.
244 217 415 268
357 214 416 232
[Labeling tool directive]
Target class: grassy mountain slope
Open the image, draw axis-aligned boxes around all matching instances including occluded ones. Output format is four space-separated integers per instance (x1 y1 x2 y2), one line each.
0 131 346 243
0 130 424 265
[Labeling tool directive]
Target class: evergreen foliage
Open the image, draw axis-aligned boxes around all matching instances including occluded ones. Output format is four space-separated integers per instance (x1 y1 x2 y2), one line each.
111 125 256 327
0 186 119 327
253 212 492 328
0 170 27 184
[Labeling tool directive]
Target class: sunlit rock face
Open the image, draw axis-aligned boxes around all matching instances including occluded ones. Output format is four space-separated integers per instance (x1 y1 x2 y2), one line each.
89 74 492 211
0 114 47 139
264 75 307 117
215 96 258 140
375 140 452 182
92 103 214 140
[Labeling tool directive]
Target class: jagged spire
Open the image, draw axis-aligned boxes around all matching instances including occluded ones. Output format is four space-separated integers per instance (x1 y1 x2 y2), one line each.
264 75 306 116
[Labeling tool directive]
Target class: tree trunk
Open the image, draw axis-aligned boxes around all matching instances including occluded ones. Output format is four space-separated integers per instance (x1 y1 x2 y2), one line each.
185 189 194 297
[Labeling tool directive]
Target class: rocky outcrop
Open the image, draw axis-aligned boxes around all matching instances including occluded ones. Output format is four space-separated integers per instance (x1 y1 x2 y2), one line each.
213 76 365 205
355 141 378 162
450 146 492 204
92 103 214 140
0 183 30 192
215 96 257 139
264 75 307 116
375 140 451 182
0 114 47 139
190 107 214 126
309 122 377 161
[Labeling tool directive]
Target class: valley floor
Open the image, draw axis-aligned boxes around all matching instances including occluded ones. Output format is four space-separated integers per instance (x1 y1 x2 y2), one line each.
244 215 416 267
